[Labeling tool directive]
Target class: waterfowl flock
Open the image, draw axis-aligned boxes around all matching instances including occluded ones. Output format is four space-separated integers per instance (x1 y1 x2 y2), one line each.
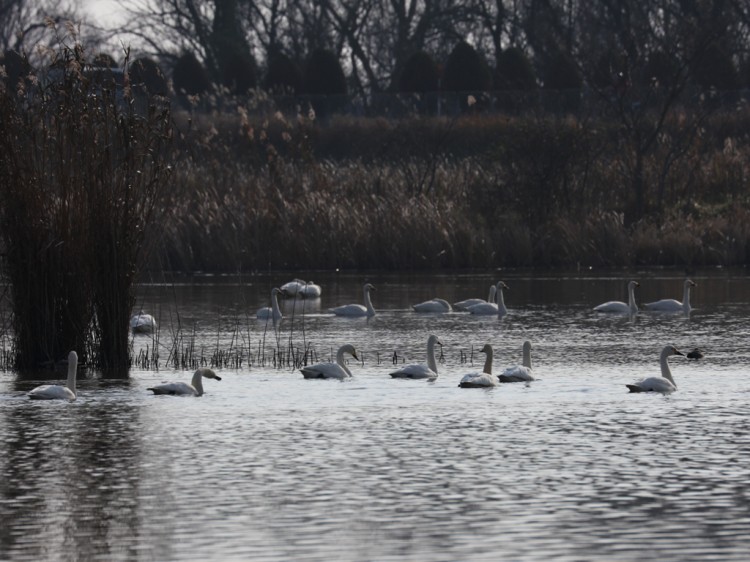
30 277 704 400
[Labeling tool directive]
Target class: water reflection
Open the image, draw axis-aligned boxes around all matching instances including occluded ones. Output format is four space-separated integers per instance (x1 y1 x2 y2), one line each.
1 270 750 560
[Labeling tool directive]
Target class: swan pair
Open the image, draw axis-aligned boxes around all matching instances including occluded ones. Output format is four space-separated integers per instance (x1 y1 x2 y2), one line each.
458 341 534 387
280 279 322 299
466 281 509 316
594 279 696 314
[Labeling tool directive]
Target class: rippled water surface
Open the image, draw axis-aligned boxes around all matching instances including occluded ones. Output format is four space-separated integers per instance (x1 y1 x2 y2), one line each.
2 270 750 561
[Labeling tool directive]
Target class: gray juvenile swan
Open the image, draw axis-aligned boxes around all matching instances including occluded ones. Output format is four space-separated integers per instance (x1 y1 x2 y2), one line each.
390 335 442 379
148 368 222 396
626 345 683 393
28 351 78 400
301 344 358 379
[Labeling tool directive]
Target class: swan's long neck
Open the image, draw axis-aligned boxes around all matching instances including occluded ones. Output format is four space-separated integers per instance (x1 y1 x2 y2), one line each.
482 347 493 375
628 284 637 312
271 290 281 318
191 371 205 396
364 287 375 315
336 347 353 377
427 339 438 374
522 344 532 369
659 349 676 388
66 351 78 395
682 283 692 310
496 284 507 315
488 285 497 304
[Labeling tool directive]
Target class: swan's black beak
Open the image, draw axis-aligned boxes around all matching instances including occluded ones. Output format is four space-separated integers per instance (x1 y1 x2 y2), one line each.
214 374 222 381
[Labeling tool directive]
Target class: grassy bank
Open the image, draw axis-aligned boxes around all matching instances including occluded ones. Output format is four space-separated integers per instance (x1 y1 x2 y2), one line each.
154 106 750 272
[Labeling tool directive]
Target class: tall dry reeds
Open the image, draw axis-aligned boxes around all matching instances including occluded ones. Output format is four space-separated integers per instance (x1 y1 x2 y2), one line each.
0 36 172 373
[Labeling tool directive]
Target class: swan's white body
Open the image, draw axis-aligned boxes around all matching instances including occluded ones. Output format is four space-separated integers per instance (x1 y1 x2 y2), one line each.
330 283 376 317
467 281 509 316
280 279 322 298
498 341 534 383
459 344 497 388
130 311 157 333
28 351 78 400
454 285 497 311
644 280 696 313
148 368 222 396
412 298 452 313
301 344 358 379
594 280 639 314
626 346 683 393
390 335 441 379
257 288 283 320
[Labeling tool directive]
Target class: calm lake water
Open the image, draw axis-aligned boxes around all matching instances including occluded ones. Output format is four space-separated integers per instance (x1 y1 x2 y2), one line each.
2 269 750 561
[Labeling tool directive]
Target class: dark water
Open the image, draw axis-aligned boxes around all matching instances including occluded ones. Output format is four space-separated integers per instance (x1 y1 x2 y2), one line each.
2 269 750 561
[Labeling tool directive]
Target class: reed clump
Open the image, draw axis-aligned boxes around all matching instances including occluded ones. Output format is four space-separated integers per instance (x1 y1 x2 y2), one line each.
0 33 172 372
152 98 750 272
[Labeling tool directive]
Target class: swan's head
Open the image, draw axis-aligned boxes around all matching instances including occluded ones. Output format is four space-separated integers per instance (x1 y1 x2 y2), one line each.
364 283 376 292
685 279 696 288
480 343 492 355
497 281 509 291
196 368 222 381
662 345 683 358
522 341 532 353
628 280 640 289
342 344 359 361
271 287 282 296
427 334 443 348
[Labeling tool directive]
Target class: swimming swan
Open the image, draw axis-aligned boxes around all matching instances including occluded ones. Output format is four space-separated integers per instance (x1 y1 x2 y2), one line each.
281 279 322 298
330 283 376 317
390 335 442 379
257 287 283 320
594 280 640 314
28 351 78 400
498 341 534 383
467 281 509 316
626 345 683 393
148 368 222 396
458 344 497 388
454 285 497 311
643 279 696 313
412 298 452 313
130 311 157 333
301 344 358 379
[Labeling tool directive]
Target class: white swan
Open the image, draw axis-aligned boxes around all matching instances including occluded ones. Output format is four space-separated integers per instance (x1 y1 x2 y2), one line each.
593 280 639 314
412 298 452 313
498 341 534 383
148 367 222 396
330 283 376 317
28 351 78 400
453 284 497 311
130 311 157 333
626 345 683 393
280 279 322 298
257 287 283 320
458 344 497 388
643 279 696 313
301 344 358 379
390 335 442 379
467 281 509 316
